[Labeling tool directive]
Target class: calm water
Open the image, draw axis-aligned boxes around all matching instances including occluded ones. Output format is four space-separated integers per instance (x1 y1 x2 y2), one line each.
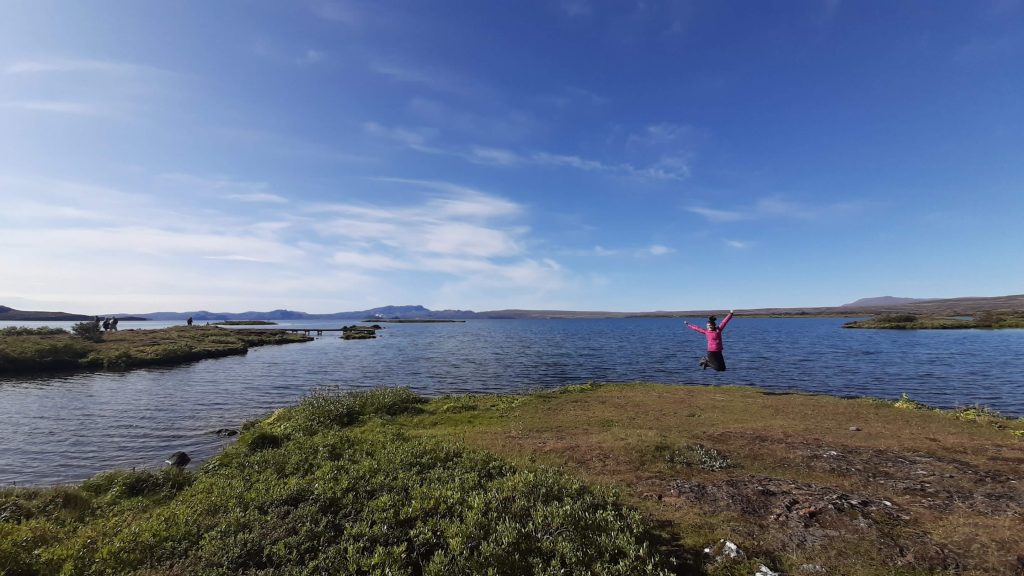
1 318 1022 486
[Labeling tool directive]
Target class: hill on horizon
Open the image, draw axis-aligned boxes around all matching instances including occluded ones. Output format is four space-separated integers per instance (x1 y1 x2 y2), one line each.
5 293 1024 323
841 296 931 307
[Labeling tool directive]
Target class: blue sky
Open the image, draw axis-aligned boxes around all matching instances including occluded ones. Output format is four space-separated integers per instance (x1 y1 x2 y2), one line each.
1 1 1021 313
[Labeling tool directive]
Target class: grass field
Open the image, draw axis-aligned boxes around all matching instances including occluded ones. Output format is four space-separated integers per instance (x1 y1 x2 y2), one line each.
2 384 1022 575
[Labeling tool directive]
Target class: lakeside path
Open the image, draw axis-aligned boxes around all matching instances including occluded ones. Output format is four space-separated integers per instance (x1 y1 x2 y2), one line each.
0 326 312 373
3 384 1022 575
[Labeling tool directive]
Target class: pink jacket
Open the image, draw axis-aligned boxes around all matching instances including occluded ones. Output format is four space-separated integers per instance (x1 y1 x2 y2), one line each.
686 312 733 352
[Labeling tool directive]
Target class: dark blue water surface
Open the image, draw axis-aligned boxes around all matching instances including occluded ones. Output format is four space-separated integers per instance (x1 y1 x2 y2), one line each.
1 318 1022 486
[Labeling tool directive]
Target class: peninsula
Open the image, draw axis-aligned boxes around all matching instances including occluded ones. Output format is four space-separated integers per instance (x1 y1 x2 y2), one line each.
0 326 312 374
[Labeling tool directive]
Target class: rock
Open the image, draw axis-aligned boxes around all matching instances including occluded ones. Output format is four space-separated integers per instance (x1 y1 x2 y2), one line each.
849 426 862 431
797 564 826 574
215 428 238 437
165 451 191 467
755 565 782 576
703 539 746 563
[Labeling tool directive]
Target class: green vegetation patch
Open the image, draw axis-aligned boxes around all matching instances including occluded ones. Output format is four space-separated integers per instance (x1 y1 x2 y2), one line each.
0 326 311 374
844 310 1024 329
0 388 677 575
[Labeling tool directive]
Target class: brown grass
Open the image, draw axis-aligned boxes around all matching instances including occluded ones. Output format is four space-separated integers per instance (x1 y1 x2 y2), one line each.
398 384 1024 575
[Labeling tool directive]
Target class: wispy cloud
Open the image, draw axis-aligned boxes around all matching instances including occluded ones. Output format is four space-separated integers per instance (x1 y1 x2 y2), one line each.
724 239 750 249
688 197 842 223
309 0 359 24
297 49 326 66
365 119 691 180
579 244 674 257
466 144 690 180
0 100 106 116
225 193 288 204
686 207 747 223
156 173 287 203
3 58 158 75
560 0 593 17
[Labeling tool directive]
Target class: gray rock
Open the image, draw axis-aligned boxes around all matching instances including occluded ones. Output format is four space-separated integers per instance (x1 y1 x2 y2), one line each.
165 451 191 467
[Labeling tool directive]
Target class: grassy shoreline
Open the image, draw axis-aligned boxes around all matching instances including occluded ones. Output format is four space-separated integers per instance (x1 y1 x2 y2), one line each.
0 326 312 374
844 310 1024 329
2 384 1022 575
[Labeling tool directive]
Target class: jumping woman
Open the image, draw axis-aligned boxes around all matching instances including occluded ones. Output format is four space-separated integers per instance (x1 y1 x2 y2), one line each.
684 310 734 371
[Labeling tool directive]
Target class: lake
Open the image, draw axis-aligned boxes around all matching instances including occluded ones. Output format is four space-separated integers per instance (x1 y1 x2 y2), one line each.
1 317 1022 486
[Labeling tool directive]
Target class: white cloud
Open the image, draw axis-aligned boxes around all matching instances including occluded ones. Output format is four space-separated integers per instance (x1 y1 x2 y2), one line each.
687 206 748 223
724 240 750 249
0 171 575 312
649 244 673 255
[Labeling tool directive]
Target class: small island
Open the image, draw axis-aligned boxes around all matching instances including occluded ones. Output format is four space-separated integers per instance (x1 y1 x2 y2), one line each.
0 325 311 374
844 310 1024 329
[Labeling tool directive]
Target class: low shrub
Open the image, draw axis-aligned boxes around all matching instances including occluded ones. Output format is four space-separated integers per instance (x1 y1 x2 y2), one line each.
664 443 734 471
286 387 427 432
0 326 67 336
71 321 103 342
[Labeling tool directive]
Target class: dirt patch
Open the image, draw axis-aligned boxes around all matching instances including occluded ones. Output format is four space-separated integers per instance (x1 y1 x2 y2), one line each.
665 475 961 571
706 431 1024 516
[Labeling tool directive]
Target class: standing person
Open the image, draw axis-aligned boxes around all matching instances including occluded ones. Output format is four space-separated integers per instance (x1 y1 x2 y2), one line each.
102 317 111 331
186 316 193 326
110 317 119 331
684 310 734 371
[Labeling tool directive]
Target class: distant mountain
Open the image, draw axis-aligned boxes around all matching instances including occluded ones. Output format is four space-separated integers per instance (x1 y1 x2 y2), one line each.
0 306 92 321
12 293 1020 325
134 305 477 321
841 296 930 308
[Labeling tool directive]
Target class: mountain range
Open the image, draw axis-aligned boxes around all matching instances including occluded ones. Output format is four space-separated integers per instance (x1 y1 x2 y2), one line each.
2 294 1023 322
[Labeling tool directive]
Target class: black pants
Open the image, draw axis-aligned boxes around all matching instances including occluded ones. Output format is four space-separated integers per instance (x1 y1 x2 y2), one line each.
701 351 726 371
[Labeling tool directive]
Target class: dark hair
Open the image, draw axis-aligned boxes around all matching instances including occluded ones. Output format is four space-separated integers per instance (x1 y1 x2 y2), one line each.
707 315 717 328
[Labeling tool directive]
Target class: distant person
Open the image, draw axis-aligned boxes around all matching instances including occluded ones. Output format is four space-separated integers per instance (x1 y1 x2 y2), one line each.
94 316 101 328
684 310 734 371
187 316 193 326
102 317 111 331
110 317 119 331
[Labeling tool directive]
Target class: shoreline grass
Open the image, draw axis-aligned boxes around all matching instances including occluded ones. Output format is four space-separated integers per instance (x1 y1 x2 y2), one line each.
0 326 311 374
3 384 1022 575
844 310 1024 329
